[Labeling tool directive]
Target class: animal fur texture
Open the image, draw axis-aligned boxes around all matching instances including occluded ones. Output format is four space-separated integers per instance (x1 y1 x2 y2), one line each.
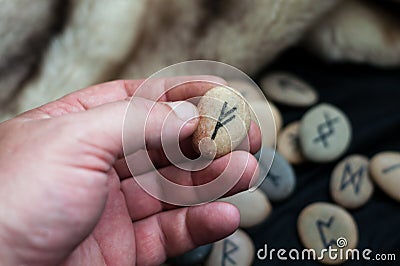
0 0 58 104
0 0 399 121
306 0 400 65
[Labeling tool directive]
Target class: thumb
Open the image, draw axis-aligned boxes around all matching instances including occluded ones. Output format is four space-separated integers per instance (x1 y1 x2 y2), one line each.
73 97 199 158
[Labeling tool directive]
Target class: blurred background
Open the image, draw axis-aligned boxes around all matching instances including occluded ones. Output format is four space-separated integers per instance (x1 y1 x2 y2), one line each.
1 0 400 120
1 0 399 265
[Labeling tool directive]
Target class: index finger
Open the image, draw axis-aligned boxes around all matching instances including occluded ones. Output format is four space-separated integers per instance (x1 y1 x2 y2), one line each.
85 75 225 103
22 76 226 119
130 76 227 103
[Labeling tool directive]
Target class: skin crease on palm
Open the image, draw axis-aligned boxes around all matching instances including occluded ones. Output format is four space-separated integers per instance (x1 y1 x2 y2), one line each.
0 76 261 266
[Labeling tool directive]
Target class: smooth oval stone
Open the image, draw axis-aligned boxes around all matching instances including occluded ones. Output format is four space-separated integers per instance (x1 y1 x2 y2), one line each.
260 73 318 107
250 101 282 148
277 121 307 164
168 244 213 266
255 147 296 201
330 155 373 209
205 229 254 266
227 79 263 104
370 151 400 201
299 103 352 162
298 202 358 265
192 86 251 159
220 189 271 228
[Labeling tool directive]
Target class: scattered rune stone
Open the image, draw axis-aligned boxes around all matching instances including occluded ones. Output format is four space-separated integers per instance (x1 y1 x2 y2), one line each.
298 202 358 265
330 154 374 209
228 79 263 104
250 101 282 148
255 147 296 201
278 121 307 164
167 244 213 266
221 189 272 228
299 103 352 162
205 229 254 266
260 72 318 107
370 151 400 202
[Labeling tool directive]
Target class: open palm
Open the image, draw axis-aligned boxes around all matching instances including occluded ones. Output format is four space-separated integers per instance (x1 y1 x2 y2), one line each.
0 77 260 265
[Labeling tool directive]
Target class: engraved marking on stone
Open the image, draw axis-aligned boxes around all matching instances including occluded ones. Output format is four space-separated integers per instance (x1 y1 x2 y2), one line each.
211 101 237 140
382 163 400 174
313 112 339 148
288 132 301 152
278 77 305 92
316 216 337 249
267 172 280 187
339 163 365 194
222 238 239 266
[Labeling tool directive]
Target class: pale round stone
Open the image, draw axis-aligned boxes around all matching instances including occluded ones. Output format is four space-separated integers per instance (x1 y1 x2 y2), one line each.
370 151 400 202
192 86 251 159
250 101 282 130
220 189 271 228
227 79 263 104
299 103 352 162
277 121 307 164
330 155 374 209
255 148 296 201
298 202 358 265
205 229 254 266
168 244 213 266
260 73 318 107
250 101 282 148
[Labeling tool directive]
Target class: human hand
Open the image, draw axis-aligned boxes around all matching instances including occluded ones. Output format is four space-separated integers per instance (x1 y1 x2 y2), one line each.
0 77 261 265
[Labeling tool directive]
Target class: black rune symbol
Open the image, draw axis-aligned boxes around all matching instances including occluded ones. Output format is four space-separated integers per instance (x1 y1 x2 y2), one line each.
267 172 280 187
278 77 304 92
222 238 239 266
382 163 400 174
340 163 365 194
316 216 337 249
313 112 339 148
288 132 301 152
211 101 237 140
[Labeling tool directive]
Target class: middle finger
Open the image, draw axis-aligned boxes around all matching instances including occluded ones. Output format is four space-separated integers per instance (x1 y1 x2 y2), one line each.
121 150 258 221
115 121 261 178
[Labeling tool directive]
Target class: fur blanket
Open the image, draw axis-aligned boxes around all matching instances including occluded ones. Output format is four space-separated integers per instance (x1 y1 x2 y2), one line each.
1 0 400 121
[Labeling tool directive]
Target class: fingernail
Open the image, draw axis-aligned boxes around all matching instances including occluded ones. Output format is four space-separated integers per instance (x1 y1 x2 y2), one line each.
164 101 198 122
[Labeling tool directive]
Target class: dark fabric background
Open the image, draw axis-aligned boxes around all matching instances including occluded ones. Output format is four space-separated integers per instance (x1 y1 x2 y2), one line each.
247 47 400 266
